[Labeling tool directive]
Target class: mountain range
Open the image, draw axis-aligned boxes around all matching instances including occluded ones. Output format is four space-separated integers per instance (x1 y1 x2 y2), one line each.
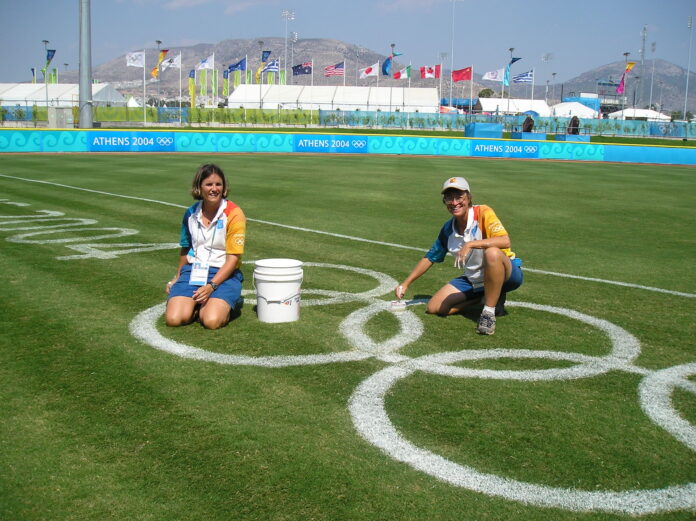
59 37 696 114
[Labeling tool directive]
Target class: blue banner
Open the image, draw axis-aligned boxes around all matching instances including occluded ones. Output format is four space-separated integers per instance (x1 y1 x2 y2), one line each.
470 140 540 159
88 131 175 152
293 134 368 154
1 129 695 166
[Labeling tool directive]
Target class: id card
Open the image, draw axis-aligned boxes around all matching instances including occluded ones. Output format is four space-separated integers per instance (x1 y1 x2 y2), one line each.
189 262 210 286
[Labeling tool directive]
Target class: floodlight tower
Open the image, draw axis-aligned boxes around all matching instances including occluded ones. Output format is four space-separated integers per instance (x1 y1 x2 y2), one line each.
78 0 93 128
258 40 264 108
42 39 49 109
282 9 295 81
649 42 657 110
290 31 298 84
684 16 693 120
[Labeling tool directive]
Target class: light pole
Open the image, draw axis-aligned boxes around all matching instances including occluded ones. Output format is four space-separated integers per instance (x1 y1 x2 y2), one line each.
355 47 365 86
551 72 557 103
684 16 693 120
63 63 68 83
258 40 264 109
448 0 462 106
439 51 447 105
42 39 49 109
507 47 515 100
649 42 656 110
282 9 295 82
622 52 630 114
290 32 298 84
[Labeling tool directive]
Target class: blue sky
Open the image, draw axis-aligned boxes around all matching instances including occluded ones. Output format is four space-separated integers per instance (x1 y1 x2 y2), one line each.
1 0 693 83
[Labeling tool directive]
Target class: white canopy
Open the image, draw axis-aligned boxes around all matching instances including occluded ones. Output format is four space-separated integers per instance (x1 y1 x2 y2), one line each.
0 83 126 107
607 108 670 121
550 101 598 118
477 98 551 117
227 85 439 113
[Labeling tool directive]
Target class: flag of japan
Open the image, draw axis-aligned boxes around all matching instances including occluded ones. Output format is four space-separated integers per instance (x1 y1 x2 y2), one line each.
360 62 379 79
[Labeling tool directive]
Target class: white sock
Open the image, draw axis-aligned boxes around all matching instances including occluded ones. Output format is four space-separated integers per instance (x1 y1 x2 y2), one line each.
483 305 496 315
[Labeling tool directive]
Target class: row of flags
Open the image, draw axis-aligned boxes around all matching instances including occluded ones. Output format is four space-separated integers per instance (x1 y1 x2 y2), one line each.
126 48 535 86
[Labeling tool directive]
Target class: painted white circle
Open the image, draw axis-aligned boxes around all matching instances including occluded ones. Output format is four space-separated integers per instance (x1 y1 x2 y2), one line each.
348 302 696 515
639 362 696 452
130 262 420 367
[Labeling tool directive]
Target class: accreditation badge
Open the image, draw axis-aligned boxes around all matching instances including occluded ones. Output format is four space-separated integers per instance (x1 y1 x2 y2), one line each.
189 262 210 286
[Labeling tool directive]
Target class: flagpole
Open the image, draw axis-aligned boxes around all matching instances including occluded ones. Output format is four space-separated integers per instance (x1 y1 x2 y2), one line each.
377 61 380 88
531 67 535 103
142 49 146 125
310 58 314 124
179 54 182 125
470 65 473 115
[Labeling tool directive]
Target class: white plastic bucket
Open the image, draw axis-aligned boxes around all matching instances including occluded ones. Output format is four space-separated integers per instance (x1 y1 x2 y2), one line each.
253 258 303 323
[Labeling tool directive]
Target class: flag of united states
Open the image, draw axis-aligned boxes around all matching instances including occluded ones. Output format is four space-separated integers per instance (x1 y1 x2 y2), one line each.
324 61 345 77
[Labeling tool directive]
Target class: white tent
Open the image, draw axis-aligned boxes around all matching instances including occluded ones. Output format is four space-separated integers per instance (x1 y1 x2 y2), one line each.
550 101 598 118
0 83 126 107
477 98 551 117
227 85 439 113
126 96 140 108
607 108 670 121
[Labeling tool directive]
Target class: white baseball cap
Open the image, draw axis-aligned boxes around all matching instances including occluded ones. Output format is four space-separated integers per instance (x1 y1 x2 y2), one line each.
441 176 470 194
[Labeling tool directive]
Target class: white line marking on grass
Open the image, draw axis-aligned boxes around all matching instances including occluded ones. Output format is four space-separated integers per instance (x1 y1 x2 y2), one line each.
1 173 692 298
348 300 696 515
129 259 695 514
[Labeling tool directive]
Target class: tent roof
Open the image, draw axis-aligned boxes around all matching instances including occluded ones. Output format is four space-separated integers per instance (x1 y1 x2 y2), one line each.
550 101 598 118
607 108 670 121
477 98 551 117
0 83 126 107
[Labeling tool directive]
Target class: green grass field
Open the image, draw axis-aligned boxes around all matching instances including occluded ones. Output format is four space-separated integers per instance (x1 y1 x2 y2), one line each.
0 153 694 521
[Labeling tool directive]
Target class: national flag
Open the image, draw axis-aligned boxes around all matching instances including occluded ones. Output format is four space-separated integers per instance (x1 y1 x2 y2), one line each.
261 50 271 62
126 51 145 68
393 65 411 80
188 70 196 107
482 68 504 81
262 59 279 72
360 62 379 79
31 68 36 84
624 61 636 74
197 54 214 70
503 57 521 87
293 62 313 75
324 61 344 77
151 49 169 78
420 65 441 79
160 53 181 71
512 69 534 83
228 58 247 71
452 66 472 82
233 70 242 88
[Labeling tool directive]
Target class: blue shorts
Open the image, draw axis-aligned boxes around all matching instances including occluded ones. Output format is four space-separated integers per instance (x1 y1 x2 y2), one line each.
168 264 244 308
449 257 523 299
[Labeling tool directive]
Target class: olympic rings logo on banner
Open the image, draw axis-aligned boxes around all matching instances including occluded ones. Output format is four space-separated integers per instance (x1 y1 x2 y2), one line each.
524 145 538 154
156 137 174 146
129 262 696 515
351 140 367 149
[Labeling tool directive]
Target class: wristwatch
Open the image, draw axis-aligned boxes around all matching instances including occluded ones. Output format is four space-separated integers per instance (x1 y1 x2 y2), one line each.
209 281 219 290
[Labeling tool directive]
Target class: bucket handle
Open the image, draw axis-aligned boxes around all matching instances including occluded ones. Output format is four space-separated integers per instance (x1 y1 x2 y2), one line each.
252 276 303 305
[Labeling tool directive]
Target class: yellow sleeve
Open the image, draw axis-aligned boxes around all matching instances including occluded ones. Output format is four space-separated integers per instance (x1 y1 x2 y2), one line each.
225 206 246 255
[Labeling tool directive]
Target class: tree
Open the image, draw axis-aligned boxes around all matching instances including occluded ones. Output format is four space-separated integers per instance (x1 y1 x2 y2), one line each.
478 88 495 98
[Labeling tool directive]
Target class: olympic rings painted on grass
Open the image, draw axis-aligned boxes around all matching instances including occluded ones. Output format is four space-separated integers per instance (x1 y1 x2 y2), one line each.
129 262 696 514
